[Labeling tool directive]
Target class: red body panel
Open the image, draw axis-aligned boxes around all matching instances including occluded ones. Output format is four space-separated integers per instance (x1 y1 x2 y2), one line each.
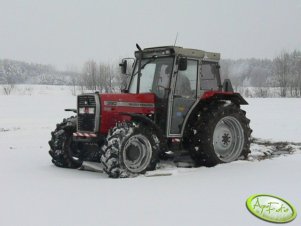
200 91 248 105
99 93 156 134
200 91 234 99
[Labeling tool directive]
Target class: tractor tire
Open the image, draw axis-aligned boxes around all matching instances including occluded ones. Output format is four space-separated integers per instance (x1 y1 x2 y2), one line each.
101 121 160 178
48 116 82 168
185 103 252 167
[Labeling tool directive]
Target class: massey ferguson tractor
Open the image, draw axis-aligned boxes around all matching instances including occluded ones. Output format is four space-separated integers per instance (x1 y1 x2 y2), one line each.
49 45 252 178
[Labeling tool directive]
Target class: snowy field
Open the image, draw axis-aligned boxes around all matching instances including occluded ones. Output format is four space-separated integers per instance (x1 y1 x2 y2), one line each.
0 85 301 226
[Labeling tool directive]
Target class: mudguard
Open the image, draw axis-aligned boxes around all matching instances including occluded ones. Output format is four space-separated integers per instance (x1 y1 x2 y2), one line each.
181 91 248 138
200 91 248 105
120 113 165 141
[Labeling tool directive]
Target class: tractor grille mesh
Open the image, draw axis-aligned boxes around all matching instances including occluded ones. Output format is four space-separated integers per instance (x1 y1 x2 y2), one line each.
78 95 96 132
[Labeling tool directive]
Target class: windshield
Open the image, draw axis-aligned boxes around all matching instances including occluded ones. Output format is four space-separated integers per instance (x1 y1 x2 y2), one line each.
129 57 173 96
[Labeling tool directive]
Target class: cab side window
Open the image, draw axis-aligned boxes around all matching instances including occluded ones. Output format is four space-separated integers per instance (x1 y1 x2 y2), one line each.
200 61 219 90
175 60 198 98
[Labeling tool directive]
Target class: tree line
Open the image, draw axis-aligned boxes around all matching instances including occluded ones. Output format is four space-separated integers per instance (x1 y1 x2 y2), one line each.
75 60 127 94
221 50 301 97
1 49 301 97
0 58 127 95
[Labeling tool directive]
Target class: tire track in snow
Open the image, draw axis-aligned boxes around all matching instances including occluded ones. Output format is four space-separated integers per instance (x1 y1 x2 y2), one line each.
248 138 301 161
80 138 301 177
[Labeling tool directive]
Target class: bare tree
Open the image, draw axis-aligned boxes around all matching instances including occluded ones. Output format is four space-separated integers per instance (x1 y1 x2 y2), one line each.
82 60 97 91
273 51 290 97
289 50 301 97
2 84 14 95
70 73 79 96
98 63 108 93
0 63 16 95
254 87 269 98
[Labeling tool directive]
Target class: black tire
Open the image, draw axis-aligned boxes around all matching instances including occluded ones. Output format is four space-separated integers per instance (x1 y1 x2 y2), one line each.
48 116 82 168
101 122 160 178
185 103 252 167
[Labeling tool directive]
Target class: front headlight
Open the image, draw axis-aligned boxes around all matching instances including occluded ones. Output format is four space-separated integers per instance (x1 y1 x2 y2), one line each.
79 107 95 114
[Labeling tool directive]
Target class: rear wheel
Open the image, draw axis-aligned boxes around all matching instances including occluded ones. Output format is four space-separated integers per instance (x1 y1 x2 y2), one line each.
48 116 83 168
185 103 252 166
101 122 160 178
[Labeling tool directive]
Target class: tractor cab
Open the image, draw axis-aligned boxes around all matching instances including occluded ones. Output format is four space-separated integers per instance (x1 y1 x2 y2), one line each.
120 46 223 137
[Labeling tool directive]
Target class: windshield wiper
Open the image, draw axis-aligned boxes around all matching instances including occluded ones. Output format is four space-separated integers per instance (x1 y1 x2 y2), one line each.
141 55 157 69
132 55 157 77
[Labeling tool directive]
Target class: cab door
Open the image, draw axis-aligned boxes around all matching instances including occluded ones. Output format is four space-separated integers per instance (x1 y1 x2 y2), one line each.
168 59 199 136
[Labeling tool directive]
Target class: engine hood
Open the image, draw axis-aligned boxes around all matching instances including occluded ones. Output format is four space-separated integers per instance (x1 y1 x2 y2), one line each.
99 93 156 134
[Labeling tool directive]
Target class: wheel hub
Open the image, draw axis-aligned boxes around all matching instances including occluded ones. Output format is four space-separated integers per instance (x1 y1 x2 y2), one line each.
222 133 231 146
126 145 141 161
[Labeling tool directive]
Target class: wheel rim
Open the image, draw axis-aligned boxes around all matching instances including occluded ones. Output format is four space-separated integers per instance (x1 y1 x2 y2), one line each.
123 134 152 173
213 116 244 162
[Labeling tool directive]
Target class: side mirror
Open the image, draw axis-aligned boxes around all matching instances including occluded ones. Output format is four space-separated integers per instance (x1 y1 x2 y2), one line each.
119 60 127 74
178 57 187 71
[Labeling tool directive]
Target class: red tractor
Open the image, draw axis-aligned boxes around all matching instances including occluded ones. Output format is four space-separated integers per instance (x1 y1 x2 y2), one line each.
49 45 252 178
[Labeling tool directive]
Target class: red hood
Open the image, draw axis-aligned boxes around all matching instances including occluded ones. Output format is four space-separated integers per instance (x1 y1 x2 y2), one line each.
99 93 156 134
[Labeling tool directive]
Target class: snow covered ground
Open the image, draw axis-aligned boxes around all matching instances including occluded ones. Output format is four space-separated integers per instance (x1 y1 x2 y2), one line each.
0 85 301 226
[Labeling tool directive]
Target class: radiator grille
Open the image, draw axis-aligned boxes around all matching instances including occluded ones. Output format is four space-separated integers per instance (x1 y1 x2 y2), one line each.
77 95 97 132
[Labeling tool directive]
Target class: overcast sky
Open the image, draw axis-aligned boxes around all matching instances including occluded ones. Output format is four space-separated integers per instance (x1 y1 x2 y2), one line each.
0 0 301 70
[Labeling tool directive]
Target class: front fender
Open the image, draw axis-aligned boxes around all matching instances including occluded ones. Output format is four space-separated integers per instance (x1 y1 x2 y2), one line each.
120 113 165 141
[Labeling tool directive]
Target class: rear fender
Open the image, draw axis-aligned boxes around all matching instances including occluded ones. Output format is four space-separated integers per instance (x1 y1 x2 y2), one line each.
181 91 247 139
200 91 248 105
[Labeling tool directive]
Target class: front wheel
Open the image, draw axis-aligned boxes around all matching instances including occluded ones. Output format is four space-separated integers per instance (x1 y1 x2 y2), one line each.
185 103 252 167
48 117 83 168
101 122 160 178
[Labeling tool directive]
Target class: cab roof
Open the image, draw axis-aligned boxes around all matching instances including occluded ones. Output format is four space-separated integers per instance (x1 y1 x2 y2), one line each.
142 46 220 61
